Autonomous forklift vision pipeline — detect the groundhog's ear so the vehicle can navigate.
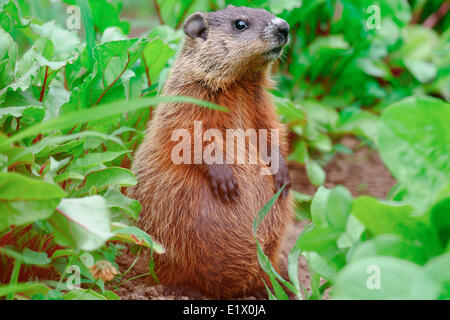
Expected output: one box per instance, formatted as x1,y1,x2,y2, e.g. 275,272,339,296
184,12,208,41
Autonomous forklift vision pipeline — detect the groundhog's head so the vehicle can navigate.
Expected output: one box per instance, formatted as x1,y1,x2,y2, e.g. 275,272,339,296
179,5,289,88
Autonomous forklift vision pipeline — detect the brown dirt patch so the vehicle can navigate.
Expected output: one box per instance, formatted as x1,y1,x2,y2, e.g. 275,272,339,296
113,137,396,300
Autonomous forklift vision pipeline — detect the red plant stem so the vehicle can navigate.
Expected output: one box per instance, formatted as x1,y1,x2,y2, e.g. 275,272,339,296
39,66,49,102
423,2,449,29
68,125,78,134
63,66,69,91
7,161,28,171
153,0,164,25
142,55,152,87
176,1,195,30
32,133,42,144
142,55,154,120
95,52,131,106
39,162,48,176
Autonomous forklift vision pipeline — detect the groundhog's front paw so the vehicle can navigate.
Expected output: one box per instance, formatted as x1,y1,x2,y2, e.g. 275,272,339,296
274,161,291,200
207,164,240,202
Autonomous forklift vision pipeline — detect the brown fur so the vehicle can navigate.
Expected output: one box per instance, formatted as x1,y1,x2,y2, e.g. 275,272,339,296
129,6,293,299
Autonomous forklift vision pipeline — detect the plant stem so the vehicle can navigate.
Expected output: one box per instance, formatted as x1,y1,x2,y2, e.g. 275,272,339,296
153,0,164,25
39,66,49,102
95,52,131,106
175,0,195,30
7,260,22,300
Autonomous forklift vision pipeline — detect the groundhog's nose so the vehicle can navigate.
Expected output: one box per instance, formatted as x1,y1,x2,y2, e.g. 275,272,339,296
277,21,289,43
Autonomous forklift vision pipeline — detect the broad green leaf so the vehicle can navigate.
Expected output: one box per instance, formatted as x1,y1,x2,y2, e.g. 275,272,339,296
49,196,113,251
325,186,353,231
336,110,379,142
310,185,352,230
297,226,341,252
30,21,81,60
431,195,450,248
310,186,330,227
404,59,437,83
352,196,442,254
0,172,66,231
142,39,175,85
71,151,129,170
110,222,164,253
104,189,141,220
0,283,51,298
101,26,127,43
269,0,303,14
62,288,107,300
305,159,325,186
0,28,17,92
43,84,71,121
78,167,136,195
333,257,422,299
0,247,51,265
304,251,346,281
378,96,450,212
87,0,129,34
349,234,429,265
411,253,450,299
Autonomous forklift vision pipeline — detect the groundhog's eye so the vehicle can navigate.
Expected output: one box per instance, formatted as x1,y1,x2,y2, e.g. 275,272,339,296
234,20,248,31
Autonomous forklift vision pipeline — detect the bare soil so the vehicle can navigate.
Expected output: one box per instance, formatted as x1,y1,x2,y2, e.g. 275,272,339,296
112,137,396,300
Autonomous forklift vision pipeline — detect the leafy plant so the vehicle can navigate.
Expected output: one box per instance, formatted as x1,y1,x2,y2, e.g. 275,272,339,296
257,96,450,300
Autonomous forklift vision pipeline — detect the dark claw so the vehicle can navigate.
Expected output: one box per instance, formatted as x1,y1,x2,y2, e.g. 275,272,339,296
207,164,239,203
274,161,291,200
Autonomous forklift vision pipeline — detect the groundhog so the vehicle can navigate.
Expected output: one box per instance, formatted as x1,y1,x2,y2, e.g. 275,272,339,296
129,5,293,299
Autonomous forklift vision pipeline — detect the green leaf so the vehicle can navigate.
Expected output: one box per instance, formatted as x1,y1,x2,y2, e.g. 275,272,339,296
78,167,136,195
297,226,341,252
269,0,303,14
0,28,17,92
30,21,81,61
404,59,437,83
304,251,346,281
87,0,129,34
378,96,450,212
0,283,51,298
306,159,325,186
325,186,353,231
310,186,330,227
0,247,51,265
71,151,129,170
142,39,175,85
43,84,71,121
49,196,113,251
349,234,429,265
110,222,165,253
2,95,226,149
310,185,352,230
333,257,422,299
352,196,442,254
411,253,450,299
104,189,141,220
62,288,107,300
0,172,66,231
431,195,450,248
76,0,95,69
336,110,379,142
252,185,299,297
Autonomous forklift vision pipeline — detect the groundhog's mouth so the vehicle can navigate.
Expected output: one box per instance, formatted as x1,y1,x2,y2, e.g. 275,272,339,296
265,46,283,58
